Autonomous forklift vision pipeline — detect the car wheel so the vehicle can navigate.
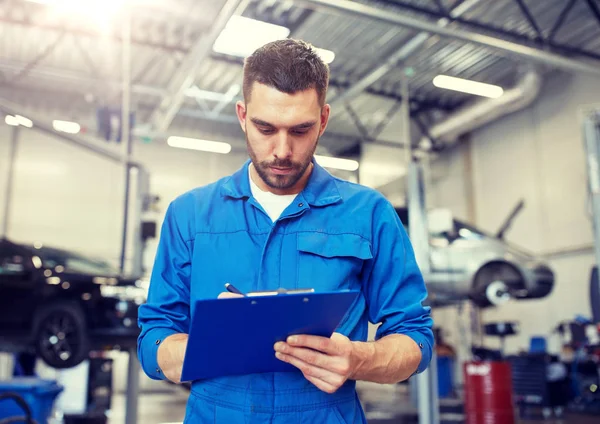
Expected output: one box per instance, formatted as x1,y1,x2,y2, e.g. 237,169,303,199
471,261,522,308
471,279,512,308
33,301,90,369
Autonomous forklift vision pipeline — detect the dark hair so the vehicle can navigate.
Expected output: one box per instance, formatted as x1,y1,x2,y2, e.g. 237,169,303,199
243,39,330,106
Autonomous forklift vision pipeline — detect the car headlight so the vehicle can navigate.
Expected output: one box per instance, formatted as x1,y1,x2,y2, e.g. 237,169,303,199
100,285,147,304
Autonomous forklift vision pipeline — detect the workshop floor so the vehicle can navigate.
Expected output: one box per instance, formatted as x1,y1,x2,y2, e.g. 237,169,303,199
107,385,598,424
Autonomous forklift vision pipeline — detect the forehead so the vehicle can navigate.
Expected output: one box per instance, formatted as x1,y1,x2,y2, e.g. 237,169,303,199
246,82,321,126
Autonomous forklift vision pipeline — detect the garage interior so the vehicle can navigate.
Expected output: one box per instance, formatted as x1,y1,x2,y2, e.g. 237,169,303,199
1,0,600,423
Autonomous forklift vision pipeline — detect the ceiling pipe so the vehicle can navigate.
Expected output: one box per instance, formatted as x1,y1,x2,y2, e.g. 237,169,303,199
421,68,542,149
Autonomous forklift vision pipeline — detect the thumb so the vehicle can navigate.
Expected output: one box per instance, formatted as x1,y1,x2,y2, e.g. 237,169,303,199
330,332,350,344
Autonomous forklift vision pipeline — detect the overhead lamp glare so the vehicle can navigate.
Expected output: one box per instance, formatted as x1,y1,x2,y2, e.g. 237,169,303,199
213,16,335,63
53,120,81,134
15,115,33,128
433,75,504,98
5,115,19,126
213,16,290,58
315,155,359,171
167,136,232,154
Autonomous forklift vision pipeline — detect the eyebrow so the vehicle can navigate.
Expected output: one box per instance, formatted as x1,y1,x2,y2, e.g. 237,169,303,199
250,118,317,130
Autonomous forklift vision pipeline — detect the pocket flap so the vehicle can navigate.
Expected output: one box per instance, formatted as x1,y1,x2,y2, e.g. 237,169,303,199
297,233,373,260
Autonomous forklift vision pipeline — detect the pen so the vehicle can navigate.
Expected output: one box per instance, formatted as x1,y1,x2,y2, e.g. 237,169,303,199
225,283,246,296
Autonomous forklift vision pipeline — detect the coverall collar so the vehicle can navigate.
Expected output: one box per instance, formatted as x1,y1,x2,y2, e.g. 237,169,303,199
221,158,342,207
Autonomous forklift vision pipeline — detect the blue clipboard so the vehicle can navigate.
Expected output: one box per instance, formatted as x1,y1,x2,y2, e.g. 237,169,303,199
180,289,360,382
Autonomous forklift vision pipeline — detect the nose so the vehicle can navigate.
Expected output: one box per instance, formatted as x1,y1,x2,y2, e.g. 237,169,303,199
273,133,292,159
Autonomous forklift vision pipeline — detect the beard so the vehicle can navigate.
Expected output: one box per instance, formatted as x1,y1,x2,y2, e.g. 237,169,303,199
246,132,318,191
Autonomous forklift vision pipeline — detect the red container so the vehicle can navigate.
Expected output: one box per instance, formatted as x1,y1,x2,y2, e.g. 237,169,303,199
463,361,516,424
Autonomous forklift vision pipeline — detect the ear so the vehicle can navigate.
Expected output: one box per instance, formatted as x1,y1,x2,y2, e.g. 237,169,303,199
319,104,331,137
236,100,247,133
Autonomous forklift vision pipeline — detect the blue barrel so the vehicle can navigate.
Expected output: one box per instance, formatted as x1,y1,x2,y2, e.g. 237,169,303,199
0,377,63,423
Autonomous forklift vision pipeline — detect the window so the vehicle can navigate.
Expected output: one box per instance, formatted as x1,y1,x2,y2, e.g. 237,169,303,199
0,248,27,276
31,246,118,276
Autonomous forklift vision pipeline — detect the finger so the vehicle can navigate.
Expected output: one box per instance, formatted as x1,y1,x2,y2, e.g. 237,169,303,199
275,352,345,387
286,334,337,354
218,292,244,299
304,374,339,394
275,344,334,370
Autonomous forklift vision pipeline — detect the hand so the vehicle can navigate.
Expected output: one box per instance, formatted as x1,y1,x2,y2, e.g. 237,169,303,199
274,332,359,394
157,333,189,384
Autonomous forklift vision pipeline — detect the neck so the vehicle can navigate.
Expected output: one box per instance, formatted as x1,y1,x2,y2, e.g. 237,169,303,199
249,162,313,195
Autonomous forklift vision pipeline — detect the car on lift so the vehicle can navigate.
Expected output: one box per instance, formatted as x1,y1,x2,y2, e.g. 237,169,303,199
395,201,555,308
0,237,147,369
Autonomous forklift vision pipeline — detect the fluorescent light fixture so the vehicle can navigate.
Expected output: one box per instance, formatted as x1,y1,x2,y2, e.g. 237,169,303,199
433,75,504,98
213,16,335,64
213,16,290,58
15,115,33,128
53,119,81,134
5,115,19,126
315,155,359,171
315,48,335,64
167,136,232,154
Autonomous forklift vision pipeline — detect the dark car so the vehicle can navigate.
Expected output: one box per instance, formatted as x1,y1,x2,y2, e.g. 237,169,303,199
0,237,147,369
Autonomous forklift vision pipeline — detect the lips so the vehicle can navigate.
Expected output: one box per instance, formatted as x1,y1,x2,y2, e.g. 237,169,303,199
270,167,293,175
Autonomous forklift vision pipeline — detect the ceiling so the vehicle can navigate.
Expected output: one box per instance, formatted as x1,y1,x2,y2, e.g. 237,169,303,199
1,0,600,156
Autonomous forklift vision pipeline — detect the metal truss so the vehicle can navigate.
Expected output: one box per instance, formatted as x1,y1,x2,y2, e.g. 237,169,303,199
380,0,600,62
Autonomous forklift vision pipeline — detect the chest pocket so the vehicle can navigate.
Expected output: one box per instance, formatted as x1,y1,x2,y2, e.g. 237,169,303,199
296,232,373,292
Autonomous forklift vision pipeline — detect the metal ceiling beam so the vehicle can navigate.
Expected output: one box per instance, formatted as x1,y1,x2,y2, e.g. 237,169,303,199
149,0,249,132
368,0,600,62
513,0,544,41
0,97,127,164
322,0,485,107
0,15,189,54
297,0,600,77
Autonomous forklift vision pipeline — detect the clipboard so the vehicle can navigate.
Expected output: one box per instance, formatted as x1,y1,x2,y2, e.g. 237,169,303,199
180,289,360,382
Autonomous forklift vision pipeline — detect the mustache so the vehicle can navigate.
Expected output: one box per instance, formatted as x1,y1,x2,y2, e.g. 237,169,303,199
263,159,299,169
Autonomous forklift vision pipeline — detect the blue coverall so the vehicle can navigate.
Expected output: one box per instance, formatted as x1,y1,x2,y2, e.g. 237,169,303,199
137,159,434,423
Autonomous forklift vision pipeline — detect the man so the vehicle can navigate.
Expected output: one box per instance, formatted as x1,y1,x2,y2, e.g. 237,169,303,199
138,39,433,423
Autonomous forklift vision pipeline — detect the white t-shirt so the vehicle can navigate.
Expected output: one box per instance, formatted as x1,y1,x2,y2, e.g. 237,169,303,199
249,168,297,222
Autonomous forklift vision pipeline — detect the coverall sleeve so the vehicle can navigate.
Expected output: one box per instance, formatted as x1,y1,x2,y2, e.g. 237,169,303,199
137,200,192,380
363,201,434,375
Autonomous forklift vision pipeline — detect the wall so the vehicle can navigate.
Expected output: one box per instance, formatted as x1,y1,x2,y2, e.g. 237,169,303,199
430,70,600,357
0,120,250,394
0,124,248,270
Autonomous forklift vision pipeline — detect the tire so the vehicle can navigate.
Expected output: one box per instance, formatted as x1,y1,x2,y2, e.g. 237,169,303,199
471,262,520,308
32,301,90,369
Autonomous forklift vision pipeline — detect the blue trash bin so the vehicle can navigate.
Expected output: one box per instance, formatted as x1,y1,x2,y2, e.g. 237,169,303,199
0,377,63,423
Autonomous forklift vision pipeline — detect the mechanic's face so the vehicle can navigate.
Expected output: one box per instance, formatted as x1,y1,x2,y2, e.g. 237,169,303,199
236,82,330,195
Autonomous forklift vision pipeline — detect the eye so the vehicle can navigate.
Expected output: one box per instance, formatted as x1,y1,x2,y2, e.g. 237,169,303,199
259,128,274,135
291,130,309,136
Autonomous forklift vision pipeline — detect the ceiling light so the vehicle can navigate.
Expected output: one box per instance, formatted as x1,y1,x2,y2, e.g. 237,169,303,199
53,120,81,134
315,48,335,64
213,16,290,58
5,115,19,126
167,136,232,154
315,155,359,171
433,75,504,98
15,115,33,128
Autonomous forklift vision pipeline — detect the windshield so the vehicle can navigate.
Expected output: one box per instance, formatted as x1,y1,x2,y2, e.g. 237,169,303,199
396,207,495,240
28,245,119,276
452,219,489,240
